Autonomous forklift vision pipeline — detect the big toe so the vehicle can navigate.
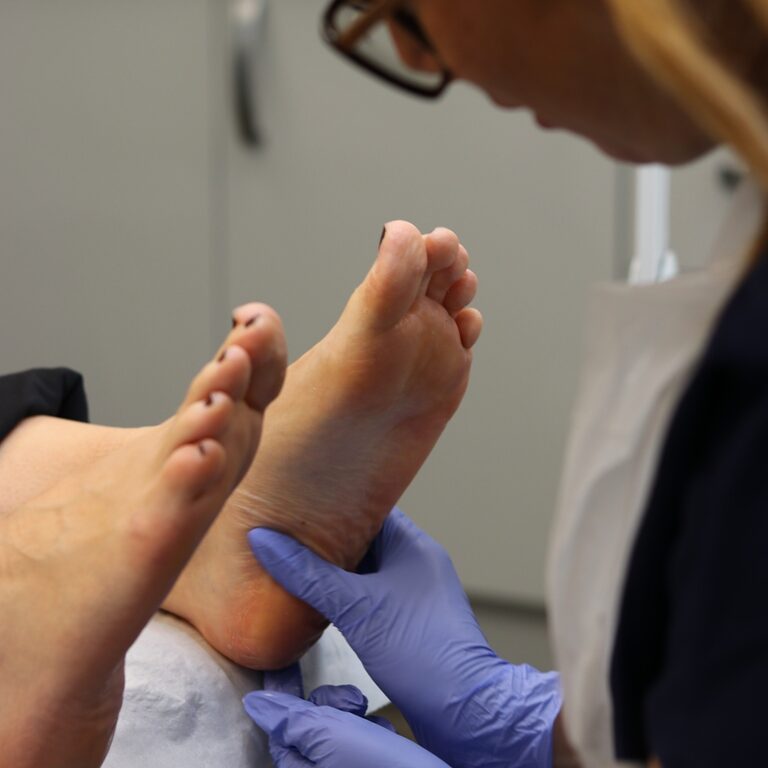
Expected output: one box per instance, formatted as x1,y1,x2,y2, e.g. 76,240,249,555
191,303,288,412
230,304,288,411
351,220,428,331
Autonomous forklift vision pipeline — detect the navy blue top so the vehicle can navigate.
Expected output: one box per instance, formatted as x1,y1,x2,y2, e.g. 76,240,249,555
611,250,768,766
0,368,88,441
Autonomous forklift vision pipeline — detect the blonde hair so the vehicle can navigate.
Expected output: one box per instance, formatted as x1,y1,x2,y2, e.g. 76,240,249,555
606,0,768,260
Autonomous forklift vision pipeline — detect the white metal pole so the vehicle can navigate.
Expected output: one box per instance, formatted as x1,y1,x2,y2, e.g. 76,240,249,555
629,165,677,284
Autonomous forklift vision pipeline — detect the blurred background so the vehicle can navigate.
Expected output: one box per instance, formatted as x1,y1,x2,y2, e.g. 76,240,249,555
0,0,740,670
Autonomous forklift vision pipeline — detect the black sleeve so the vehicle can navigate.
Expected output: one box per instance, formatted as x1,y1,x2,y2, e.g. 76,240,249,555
0,368,89,441
611,253,768,767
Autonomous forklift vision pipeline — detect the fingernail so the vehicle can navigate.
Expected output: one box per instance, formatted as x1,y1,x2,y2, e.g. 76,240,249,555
218,349,228,363
246,313,262,328
379,226,387,247
242,694,279,729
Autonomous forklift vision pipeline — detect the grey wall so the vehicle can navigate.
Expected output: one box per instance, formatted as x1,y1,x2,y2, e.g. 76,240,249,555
0,0,730,606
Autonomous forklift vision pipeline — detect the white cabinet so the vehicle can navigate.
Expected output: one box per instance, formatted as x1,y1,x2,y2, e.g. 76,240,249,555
0,1,215,425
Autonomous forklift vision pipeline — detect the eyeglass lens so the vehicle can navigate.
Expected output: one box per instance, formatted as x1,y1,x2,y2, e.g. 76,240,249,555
330,1,445,92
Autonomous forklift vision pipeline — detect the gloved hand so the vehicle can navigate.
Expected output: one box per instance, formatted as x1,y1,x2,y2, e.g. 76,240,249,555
262,664,397,732
248,508,562,768
244,691,451,768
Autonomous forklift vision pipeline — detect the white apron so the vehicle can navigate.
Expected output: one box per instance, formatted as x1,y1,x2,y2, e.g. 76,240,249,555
546,179,763,768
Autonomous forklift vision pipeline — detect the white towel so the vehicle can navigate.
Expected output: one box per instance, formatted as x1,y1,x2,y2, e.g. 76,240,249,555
103,612,388,767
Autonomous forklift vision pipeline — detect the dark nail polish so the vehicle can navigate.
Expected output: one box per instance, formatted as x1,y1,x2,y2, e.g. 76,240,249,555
198,442,207,456
245,313,261,328
205,394,214,407
379,226,387,247
218,349,228,363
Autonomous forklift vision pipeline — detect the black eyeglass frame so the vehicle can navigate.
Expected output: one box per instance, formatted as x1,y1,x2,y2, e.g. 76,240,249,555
321,0,452,99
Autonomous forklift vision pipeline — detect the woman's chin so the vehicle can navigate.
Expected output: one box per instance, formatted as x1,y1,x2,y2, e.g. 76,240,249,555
595,140,650,164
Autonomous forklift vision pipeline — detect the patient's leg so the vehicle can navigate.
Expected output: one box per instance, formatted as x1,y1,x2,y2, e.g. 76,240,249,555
0,309,286,768
164,221,482,669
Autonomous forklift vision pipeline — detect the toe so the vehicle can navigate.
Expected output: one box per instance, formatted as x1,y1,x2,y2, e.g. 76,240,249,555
425,228,460,270
425,228,460,272
443,270,478,316
184,345,253,408
246,320,288,412
161,439,227,500
427,243,469,304
165,391,235,450
224,304,284,365
231,302,270,330
188,303,287,413
130,439,228,560
352,220,427,331
420,228,460,295
229,304,288,411
455,307,484,349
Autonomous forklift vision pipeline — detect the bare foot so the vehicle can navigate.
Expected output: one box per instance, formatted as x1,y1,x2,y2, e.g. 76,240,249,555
164,221,483,669
0,307,286,768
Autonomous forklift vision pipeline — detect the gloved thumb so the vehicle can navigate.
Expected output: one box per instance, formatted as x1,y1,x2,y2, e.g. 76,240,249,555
243,692,312,742
243,693,316,767
247,528,360,624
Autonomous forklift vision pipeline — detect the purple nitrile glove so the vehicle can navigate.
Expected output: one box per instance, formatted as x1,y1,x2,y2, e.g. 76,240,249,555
244,691,450,768
263,665,397,733
248,508,562,768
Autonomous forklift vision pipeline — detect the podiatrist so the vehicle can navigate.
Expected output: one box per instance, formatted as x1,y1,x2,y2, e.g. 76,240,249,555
245,1,768,766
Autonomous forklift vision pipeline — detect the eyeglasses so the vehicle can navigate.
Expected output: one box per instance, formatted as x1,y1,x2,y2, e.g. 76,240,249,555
322,0,452,98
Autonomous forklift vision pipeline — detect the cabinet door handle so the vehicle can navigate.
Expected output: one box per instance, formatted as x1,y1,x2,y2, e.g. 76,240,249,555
717,164,745,193
232,0,268,147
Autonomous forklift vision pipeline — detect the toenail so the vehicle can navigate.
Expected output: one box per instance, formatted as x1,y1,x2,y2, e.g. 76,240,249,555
218,349,228,363
379,226,387,247
245,313,262,328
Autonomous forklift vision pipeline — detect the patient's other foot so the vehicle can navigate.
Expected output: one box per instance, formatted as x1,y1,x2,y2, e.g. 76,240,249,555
165,221,483,669
0,309,285,768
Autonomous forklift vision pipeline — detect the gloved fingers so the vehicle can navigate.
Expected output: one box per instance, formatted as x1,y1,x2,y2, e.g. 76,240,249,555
248,528,361,624
308,684,368,716
355,506,408,574
379,508,462,588
367,714,398,733
245,691,454,768
376,507,438,570
244,691,332,754
268,743,314,768
244,691,302,739
263,663,305,699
